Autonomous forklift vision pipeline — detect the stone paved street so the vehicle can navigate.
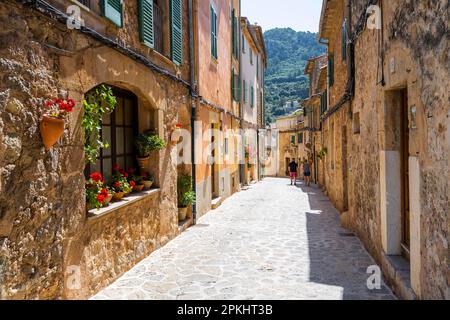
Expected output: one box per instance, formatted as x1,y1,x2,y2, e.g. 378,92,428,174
92,178,396,300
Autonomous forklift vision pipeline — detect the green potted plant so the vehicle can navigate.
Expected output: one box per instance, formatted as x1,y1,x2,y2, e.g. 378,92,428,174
318,147,328,159
177,174,196,221
135,133,166,170
127,168,144,192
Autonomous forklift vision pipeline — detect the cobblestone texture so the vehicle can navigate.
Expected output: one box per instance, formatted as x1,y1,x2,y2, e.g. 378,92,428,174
92,178,396,300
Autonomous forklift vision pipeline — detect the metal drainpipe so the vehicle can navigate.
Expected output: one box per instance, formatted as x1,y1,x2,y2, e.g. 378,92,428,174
188,0,197,225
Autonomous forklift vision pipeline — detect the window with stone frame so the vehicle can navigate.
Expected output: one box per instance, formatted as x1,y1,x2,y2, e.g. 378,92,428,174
85,87,139,182
76,0,91,8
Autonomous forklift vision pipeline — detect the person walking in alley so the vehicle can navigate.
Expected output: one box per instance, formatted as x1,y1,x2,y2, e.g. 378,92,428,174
303,159,311,187
288,160,299,186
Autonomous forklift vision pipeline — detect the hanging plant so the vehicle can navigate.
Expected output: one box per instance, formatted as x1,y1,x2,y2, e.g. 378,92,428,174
318,147,328,159
82,85,117,164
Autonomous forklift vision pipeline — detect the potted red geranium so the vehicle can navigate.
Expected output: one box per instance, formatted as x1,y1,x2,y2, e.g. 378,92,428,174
85,172,111,211
111,164,132,200
127,167,145,192
40,97,76,151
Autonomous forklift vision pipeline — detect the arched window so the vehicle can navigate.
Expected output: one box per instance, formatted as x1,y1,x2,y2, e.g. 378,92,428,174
85,87,138,181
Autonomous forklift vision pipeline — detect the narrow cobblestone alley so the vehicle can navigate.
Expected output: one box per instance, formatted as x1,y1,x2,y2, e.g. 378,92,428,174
92,178,396,300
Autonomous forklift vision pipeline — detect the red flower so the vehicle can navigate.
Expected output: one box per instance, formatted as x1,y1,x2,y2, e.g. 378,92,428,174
113,163,120,171
90,172,103,182
45,100,53,108
101,188,108,196
130,181,136,187
59,102,67,111
175,123,183,128
124,173,129,178
67,99,76,108
65,105,74,113
127,167,136,174
115,182,121,188
119,169,126,175
96,194,106,203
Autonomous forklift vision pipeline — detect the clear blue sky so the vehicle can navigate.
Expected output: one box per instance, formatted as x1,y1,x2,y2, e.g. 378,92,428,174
241,0,323,33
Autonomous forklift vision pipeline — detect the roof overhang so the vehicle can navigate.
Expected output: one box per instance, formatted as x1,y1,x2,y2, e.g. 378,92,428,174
318,0,339,41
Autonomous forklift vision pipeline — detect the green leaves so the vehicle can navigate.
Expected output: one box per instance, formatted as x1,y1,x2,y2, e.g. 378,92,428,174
177,174,195,207
83,85,117,164
135,133,166,157
263,28,326,123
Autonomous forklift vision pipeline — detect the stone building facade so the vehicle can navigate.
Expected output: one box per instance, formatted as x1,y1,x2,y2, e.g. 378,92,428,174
272,112,308,178
318,0,449,299
0,0,192,299
193,0,240,216
303,55,328,185
240,17,266,184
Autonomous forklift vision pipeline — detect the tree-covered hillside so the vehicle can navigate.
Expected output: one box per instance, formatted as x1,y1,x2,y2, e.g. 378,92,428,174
264,28,325,124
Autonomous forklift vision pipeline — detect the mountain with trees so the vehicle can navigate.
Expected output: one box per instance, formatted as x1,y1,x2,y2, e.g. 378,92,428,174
263,28,325,124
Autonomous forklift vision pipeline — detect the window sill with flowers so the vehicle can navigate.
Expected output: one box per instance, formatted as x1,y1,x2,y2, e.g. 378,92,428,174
85,165,160,220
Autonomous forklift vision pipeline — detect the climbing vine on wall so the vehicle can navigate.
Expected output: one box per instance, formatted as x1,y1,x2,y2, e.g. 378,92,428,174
82,85,117,164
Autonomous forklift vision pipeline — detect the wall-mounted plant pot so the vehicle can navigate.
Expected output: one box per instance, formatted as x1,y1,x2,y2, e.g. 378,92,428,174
143,180,153,190
178,207,188,221
137,156,150,171
40,116,64,151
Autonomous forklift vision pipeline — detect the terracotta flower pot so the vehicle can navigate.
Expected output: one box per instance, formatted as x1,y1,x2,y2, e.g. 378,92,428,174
40,116,65,151
133,185,145,192
137,156,150,171
103,194,113,207
143,180,153,190
178,207,188,221
112,192,125,202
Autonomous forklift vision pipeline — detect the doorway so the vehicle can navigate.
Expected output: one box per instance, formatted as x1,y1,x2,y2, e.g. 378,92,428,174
211,123,218,199
400,89,410,259
342,125,349,212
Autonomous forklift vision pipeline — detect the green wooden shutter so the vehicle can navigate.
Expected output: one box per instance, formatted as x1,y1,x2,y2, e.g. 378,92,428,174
231,68,235,101
328,54,334,87
231,9,236,57
243,80,247,103
139,0,154,48
256,56,259,78
102,0,123,27
234,16,238,57
210,6,218,59
251,86,254,107
238,74,241,101
342,19,347,61
291,135,296,145
170,0,183,65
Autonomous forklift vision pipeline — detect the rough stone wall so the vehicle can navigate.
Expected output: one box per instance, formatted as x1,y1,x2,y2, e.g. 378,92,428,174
0,1,189,299
384,0,449,300
347,0,449,299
